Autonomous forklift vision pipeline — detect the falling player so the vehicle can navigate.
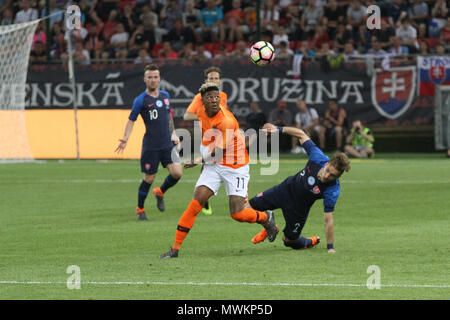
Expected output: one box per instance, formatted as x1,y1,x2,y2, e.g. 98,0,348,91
160,83,277,258
249,123,351,253
115,64,183,220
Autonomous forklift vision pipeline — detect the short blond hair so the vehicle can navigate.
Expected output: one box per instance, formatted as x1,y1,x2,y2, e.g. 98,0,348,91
199,82,219,96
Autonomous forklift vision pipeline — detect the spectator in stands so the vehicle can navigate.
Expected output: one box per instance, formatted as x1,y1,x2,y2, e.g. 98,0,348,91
190,43,213,59
119,4,137,34
395,18,419,53
268,99,293,152
323,0,345,40
30,40,47,63
94,0,119,21
273,26,289,48
276,40,294,59
299,40,315,58
134,48,152,64
311,25,329,50
373,19,395,50
73,40,91,65
429,0,449,38
408,0,429,29
387,0,408,27
260,0,280,32
178,42,194,59
231,40,250,58
164,18,196,53
0,7,14,26
0,0,12,17
345,120,374,159
109,22,129,59
50,22,65,58
41,0,63,28
388,35,409,55
342,41,358,61
224,0,247,42
213,44,230,59
292,99,325,153
158,41,178,59
367,37,387,56
418,39,430,55
440,17,450,43
301,0,324,40
102,9,119,43
33,21,47,50
284,3,303,41
182,0,202,42
435,42,446,54
159,0,183,33
334,23,353,52
354,23,371,52
14,0,38,24
139,5,163,44
323,98,348,151
268,100,292,128
85,23,105,60
346,0,367,34
198,0,225,42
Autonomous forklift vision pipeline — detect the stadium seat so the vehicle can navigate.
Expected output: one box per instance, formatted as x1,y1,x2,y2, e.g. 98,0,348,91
152,44,163,58
424,38,440,49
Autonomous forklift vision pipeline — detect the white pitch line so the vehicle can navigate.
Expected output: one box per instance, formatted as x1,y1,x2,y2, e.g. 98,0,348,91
0,281,448,289
4,179,450,184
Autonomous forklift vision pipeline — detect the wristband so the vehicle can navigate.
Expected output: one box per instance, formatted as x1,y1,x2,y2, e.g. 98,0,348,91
278,126,283,134
327,244,334,250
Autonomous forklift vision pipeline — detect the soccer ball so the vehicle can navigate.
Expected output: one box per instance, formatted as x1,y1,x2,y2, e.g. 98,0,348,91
250,41,275,66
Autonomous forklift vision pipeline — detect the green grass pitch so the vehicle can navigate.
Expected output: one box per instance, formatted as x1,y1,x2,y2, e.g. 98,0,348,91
0,154,449,299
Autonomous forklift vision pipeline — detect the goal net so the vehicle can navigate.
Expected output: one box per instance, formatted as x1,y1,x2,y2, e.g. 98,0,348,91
435,85,450,151
0,21,39,162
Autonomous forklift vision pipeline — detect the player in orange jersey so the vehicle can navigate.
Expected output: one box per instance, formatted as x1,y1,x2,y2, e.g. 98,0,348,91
183,66,227,215
160,83,278,259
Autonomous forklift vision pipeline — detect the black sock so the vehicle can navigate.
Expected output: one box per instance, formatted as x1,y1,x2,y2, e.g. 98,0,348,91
160,175,179,194
204,201,209,209
138,180,151,209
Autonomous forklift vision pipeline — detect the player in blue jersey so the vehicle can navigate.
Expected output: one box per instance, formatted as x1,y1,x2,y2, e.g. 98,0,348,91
249,123,351,253
115,64,183,221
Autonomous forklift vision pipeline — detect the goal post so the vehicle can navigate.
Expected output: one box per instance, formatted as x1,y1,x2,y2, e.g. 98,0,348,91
434,85,450,151
0,21,39,161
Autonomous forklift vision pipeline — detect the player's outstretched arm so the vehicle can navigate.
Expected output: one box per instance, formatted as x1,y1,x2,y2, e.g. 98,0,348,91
262,123,311,145
115,119,135,154
324,212,336,253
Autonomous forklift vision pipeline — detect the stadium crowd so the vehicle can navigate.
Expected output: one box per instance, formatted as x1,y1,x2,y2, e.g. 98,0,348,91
0,0,449,64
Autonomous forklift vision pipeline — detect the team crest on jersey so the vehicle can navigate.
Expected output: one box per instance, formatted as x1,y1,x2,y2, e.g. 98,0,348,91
371,66,416,120
156,100,163,108
308,176,315,186
311,186,320,194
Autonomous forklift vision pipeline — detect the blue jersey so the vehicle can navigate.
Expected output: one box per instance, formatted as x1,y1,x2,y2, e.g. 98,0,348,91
129,90,172,151
281,139,340,213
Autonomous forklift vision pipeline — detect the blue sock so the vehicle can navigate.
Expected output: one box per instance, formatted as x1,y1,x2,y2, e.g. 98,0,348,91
138,180,151,209
160,175,179,194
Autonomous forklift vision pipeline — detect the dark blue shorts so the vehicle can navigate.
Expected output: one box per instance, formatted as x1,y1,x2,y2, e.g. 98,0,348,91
249,183,310,240
140,146,180,175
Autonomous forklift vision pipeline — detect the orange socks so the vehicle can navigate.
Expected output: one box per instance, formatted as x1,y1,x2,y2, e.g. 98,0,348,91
173,199,203,250
231,208,268,224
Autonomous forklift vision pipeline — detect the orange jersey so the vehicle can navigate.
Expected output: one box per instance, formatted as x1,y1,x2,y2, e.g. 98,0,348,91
186,91,227,115
197,105,249,169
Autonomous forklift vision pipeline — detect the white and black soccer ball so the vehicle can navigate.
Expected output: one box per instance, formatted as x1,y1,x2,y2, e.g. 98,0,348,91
249,41,275,66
